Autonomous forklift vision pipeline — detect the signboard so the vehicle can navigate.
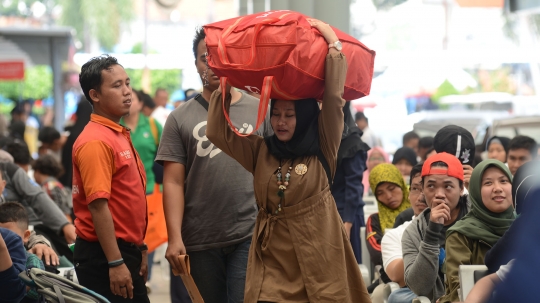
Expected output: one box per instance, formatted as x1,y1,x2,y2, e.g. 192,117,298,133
0,61,25,80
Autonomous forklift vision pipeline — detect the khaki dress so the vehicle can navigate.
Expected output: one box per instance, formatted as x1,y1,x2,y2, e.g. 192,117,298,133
207,53,371,303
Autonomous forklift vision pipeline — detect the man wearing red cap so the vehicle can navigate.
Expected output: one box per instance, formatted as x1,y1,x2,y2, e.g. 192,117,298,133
401,153,470,303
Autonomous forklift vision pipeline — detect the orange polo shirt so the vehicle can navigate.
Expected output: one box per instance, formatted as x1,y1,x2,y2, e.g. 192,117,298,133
72,114,147,245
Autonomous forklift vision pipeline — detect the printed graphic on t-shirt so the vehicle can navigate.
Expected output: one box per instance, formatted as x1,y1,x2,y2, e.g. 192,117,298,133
119,150,132,160
193,121,254,159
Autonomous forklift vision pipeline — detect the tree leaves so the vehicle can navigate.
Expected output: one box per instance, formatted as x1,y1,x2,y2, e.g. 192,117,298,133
57,0,134,52
125,69,182,96
0,66,53,100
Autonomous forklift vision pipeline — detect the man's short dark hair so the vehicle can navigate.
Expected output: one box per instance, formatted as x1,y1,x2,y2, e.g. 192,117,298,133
424,147,436,159
184,88,196,100
79,55,120,105
38,127,60,145
6,141,32,165
9,120,25,140
403,131,420,146
0,202,29,231
0,136,13,149
193,27,206,60
419,136,434,149
409,162,424,186
509,135,538,158
355,112,367,123
137,90,156,110
33,155,64,178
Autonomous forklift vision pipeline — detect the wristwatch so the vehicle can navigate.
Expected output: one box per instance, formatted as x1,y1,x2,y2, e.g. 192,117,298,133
328,40,343,51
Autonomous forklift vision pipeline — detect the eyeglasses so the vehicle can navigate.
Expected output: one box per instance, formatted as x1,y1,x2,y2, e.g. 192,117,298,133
368,157,386,162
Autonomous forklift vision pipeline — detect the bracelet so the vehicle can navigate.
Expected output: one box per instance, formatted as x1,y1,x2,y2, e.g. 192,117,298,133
108,258,124,268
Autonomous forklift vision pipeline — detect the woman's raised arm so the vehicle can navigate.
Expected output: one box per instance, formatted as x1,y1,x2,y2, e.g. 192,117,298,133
309,19,347,176
206,87,264,174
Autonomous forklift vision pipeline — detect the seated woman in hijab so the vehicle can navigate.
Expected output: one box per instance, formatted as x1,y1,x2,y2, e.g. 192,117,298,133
457,161,540,303
438,159,515,303
363,147,389,196
486,136,510,163
484,160,540,272
365,163,410,297
392,147,418,184
206,20,371,303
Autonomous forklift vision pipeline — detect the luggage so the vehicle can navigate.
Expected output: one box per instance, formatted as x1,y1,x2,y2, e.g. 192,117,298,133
203,10,376,136
19,268,110,303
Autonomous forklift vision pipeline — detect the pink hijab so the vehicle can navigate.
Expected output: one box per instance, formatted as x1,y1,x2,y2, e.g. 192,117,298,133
363,147,390,194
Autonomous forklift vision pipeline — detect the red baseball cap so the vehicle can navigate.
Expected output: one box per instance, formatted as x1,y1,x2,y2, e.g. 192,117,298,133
421,152,464,181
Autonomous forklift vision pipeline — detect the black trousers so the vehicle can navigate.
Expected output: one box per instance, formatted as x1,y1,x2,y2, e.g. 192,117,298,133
74,238,149,303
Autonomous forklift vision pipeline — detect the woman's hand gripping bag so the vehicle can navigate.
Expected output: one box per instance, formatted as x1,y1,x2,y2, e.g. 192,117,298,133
203,10,376,136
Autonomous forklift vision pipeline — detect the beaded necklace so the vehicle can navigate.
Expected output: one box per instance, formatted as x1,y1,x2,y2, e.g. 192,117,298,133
275,159,294,214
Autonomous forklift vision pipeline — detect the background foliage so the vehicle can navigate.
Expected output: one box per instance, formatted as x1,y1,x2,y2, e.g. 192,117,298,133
0,66,53,100
57,0,134,52
125,69,182,96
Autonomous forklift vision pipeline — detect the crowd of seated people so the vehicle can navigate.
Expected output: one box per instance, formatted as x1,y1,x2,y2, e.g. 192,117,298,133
365,125,538,303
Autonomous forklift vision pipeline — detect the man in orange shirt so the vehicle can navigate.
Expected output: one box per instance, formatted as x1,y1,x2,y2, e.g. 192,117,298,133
72,55,149,302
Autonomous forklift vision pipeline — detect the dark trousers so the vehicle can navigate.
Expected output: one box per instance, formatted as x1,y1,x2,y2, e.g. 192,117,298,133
170,239,251,303
350,210,365,264
74,238,149,303
170,266,192,303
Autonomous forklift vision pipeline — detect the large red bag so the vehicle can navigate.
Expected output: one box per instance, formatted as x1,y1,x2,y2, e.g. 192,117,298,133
203,10,376,136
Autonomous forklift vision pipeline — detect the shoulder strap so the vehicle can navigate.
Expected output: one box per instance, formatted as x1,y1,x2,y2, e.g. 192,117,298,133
149,117,159,146
195,94,209,111
316,149,333,186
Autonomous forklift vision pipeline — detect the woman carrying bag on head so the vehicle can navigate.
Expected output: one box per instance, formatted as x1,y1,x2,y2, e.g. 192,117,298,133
206,20,370,303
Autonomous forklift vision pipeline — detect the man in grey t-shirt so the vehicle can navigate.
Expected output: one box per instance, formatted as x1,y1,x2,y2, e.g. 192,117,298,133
156,28,272,303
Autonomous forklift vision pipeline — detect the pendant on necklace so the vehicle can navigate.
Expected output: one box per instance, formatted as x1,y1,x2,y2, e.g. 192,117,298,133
295,164,308,175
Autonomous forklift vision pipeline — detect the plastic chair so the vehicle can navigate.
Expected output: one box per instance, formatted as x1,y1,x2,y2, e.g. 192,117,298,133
458,264,488,301
383,282,401,303
359,226,371,286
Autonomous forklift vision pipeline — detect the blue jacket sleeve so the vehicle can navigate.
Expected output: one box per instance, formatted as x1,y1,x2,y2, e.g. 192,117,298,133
342,151,367,223
0,228,27,303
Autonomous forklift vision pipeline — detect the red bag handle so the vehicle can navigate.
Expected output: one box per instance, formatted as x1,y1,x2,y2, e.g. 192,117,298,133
221,77,272,137
217,16,283,67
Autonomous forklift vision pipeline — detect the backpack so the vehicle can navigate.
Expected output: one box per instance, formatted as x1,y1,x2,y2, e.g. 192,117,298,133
19,268,110,303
